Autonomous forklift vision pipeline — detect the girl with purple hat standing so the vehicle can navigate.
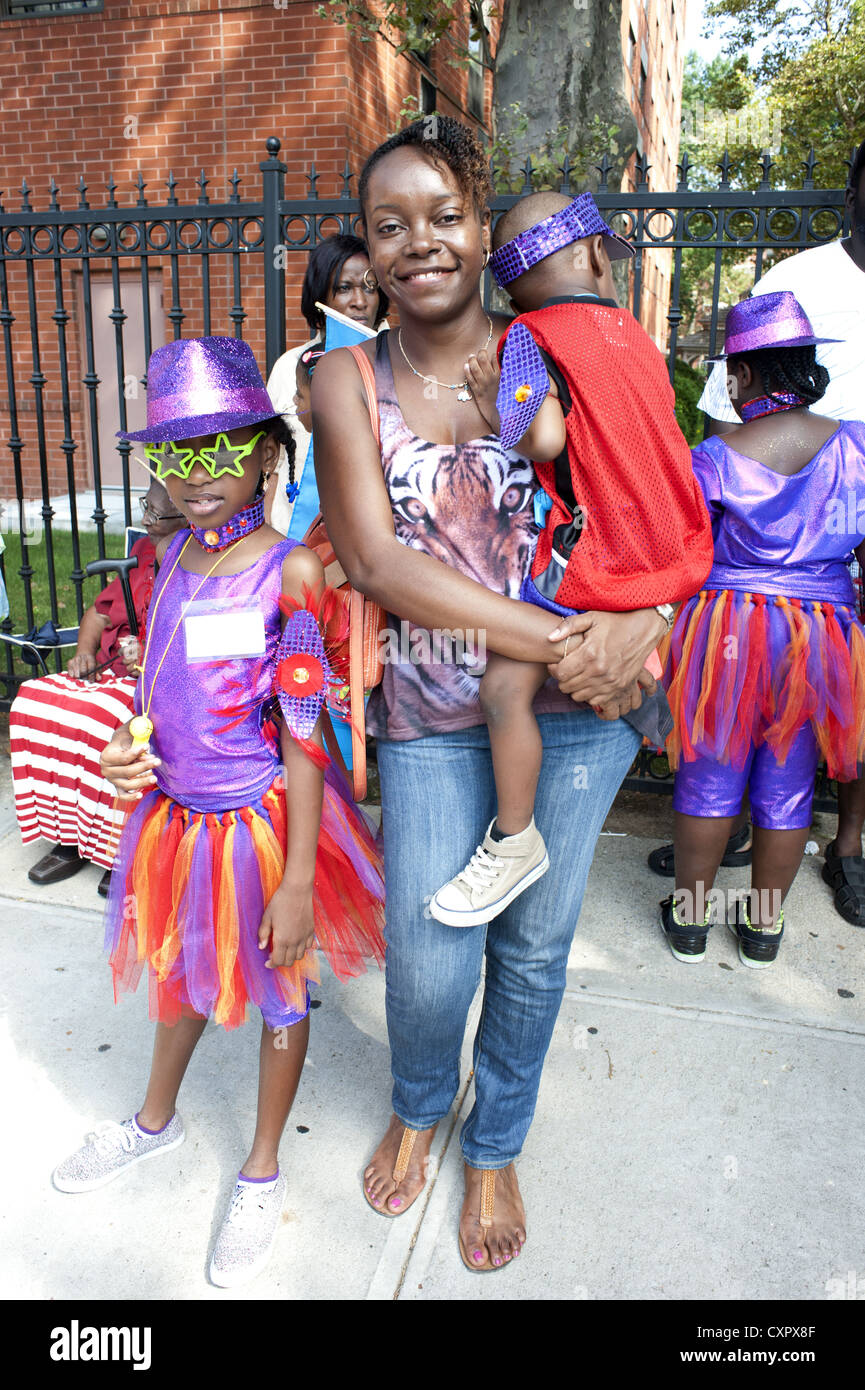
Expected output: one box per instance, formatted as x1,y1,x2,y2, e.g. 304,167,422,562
659,292,865,968
51,337,385,1288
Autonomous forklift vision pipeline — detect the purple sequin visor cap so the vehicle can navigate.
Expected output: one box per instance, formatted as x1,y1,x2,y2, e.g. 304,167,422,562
490,192,635,287
707,290,842,360
118,337,278,443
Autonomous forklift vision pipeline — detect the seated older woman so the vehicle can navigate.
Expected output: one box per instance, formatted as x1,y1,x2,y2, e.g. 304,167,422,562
9,482,185,896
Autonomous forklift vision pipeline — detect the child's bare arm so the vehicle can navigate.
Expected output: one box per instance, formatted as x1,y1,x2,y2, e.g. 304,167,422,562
515,393,567,463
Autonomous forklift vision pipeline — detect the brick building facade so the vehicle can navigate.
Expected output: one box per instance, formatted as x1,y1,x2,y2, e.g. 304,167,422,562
0,1,492,499
0,0,682,500
621,0,687,343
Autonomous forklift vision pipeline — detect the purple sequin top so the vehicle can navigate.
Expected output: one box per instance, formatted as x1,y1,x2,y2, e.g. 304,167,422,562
692,422,865,604
135,532,299,811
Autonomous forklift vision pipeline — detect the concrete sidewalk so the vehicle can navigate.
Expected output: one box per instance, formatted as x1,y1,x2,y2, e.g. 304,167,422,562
1,756,863,1301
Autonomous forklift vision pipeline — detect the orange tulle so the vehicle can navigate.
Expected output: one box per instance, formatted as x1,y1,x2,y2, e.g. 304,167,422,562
106,771,384,1030
666,590,708,765
664,588,865,779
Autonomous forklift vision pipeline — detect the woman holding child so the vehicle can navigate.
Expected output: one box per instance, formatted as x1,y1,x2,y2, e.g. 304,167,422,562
312,117,712,1270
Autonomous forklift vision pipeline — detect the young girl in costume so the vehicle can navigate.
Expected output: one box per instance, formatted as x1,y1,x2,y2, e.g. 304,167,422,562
659,292,865,968
52,337,385,1288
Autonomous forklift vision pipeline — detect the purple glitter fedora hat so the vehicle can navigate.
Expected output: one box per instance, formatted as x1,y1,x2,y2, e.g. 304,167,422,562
708,290,842,360
118,337,277,443
490,191,635,288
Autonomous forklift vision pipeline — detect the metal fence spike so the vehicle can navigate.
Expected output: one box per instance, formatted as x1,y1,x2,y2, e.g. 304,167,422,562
717,150,731,187
594,152,612,191
759,150,773,189
801,147,817,189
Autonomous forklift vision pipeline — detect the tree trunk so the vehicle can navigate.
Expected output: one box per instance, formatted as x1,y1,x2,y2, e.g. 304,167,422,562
492,0,638,185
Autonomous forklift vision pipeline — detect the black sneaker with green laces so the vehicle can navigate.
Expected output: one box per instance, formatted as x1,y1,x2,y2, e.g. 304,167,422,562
659,894,711,963
727,898,784,969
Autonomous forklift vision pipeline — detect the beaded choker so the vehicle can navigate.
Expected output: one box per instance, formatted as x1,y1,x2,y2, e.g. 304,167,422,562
189,495,266,552
740,392,805,422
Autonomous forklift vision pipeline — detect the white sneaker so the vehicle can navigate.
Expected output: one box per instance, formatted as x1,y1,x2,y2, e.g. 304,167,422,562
52,1114,185,1193
429,819,550,928
209,1172,287,1288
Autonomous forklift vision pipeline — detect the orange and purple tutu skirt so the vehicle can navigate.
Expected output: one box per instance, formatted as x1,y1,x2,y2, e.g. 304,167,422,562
104,766,385,1031
663,588,865,781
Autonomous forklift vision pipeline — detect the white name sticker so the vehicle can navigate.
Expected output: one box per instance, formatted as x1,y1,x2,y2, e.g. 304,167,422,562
183,600,267,663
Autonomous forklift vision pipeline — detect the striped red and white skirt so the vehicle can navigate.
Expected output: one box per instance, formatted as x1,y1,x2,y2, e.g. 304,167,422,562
10,672,135,869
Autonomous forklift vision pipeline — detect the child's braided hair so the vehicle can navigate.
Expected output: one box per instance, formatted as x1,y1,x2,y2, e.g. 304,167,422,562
359,116,492,216
261,414,296,491
728,343,830,407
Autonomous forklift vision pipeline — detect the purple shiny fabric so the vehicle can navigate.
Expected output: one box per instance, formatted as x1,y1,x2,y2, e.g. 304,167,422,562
674,723,819,830
709,290,842,359
692,424,865,605
490,193,634,288
136,533,299,811
120,337,277,443
497,323,550,449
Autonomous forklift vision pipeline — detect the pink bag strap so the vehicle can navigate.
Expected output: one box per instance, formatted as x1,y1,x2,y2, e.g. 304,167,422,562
345,342,380,445
345,341,381,801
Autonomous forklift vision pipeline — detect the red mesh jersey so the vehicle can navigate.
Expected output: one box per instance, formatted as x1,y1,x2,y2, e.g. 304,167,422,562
501,304,713,610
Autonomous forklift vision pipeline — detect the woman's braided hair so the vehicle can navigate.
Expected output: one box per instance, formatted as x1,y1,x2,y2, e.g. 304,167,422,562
728,344,830,407
358,116,492,215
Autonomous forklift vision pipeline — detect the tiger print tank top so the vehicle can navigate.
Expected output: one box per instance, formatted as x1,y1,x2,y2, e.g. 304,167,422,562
365,331,573,741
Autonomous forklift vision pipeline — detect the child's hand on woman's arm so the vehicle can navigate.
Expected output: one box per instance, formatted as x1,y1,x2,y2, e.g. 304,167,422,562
99,721,161,800
465,348,502,432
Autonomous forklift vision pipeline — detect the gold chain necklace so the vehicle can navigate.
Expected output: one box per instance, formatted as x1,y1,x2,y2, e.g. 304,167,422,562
397,316,493,402
128,533,244,750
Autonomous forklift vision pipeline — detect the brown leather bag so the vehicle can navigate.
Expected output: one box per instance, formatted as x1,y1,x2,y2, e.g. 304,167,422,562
302,342,385,801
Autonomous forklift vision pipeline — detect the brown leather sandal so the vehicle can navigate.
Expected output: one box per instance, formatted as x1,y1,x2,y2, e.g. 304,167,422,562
458,1168,501,1272
363,1125,427,1218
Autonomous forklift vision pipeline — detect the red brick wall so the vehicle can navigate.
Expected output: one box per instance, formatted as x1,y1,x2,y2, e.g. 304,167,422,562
0,1,491,500
620,0,686,348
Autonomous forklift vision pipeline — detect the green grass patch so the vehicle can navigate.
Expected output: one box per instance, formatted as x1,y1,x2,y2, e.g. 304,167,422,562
1,529,127,634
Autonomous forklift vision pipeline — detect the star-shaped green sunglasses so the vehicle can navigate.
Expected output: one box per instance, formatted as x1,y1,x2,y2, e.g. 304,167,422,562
144,430,266,481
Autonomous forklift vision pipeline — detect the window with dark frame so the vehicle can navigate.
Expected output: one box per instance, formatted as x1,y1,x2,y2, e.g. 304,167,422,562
467,32,484,120
420,74,437,115
1,0,102,16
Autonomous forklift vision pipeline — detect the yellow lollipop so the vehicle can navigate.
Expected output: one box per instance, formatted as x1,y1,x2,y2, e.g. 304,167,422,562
129,715,154,753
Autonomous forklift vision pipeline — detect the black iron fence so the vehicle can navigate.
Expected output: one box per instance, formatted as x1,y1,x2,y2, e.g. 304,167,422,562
0,138,851,809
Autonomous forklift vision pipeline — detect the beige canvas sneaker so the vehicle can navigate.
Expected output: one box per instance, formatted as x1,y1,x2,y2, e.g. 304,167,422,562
429,819,550,928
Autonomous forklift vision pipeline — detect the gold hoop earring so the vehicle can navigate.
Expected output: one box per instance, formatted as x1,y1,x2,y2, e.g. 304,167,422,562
362,268,378,293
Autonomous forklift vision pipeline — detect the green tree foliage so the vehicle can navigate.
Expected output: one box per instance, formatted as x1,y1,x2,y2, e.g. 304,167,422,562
316,0,494,68
673,360,708,445
701,0,864,188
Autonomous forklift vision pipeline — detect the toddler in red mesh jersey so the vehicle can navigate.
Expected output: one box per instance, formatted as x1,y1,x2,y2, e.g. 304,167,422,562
428,191,713,928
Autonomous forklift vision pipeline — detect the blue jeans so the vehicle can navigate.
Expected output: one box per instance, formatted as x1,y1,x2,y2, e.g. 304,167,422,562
377,710,641,1168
